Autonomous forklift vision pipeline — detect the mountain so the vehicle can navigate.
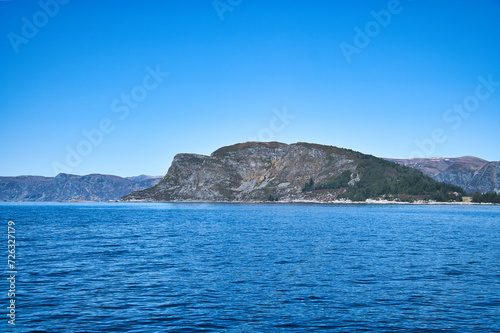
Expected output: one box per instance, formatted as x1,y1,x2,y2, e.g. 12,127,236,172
122,142,465,203
125,175,163,183
387,157,500,194
0,174,162,202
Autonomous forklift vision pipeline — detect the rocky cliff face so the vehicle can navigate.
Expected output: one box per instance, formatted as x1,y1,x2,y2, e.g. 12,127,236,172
0,174,162,202
122,142,464,202
469,162,500,194
123,142,358,202
388,157,499,193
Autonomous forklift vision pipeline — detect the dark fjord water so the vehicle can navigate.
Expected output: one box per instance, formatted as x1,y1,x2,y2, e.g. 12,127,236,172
1,203,499,332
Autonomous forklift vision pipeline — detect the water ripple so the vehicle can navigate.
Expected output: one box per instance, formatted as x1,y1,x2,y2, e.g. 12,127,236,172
1,203,499,332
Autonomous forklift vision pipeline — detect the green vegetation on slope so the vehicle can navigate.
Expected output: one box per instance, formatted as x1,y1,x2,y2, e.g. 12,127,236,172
302,171,351,192
472,192,500,203
303,154,466,202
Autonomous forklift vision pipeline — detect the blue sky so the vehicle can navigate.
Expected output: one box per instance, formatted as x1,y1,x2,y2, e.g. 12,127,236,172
1,0,499,177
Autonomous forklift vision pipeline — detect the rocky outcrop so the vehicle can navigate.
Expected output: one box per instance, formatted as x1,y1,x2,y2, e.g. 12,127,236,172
387,157,499,193
122,142,464,202
123,142,354,202
0,174,162,202
470,162,500,194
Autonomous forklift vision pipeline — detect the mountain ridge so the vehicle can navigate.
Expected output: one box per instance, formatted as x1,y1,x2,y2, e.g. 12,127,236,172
387,157,499,193
122,142,466,203
0,174,162,202
2,144,497,202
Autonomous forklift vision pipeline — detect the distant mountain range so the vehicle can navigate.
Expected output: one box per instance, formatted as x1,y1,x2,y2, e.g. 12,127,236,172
2,143,497,203
122,142,466,203
0,174,162,202
387,156,499,194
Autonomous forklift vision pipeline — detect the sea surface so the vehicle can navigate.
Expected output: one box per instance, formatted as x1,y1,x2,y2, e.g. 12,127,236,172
1,203,499,332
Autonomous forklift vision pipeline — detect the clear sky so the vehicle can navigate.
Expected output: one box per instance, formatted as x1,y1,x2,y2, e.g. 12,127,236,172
1,0,499,177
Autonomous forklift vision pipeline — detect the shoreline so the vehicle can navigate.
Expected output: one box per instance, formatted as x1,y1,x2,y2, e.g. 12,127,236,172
117,199,498,206
0,200,498,205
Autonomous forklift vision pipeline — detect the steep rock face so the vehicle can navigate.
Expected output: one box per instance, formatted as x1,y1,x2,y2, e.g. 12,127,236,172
0,174,162,202
470,162,500,194
0,176,53,201
122,142,464,202
388,156,499,193
123,142,358,202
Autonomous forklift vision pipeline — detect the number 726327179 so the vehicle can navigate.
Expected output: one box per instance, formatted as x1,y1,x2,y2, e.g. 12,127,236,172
8,221,15,270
